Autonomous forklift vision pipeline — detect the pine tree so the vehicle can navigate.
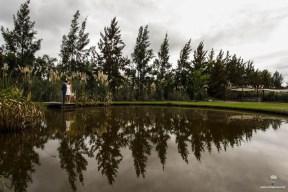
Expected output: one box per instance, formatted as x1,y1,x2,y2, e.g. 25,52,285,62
208,50,227,98
245,60,255,87
272,71,283,88
225,53,249,88
0,46,3,69
97,17,129,97
251,69,262,96
153,34,171,81
190,41,209,99
226,54,238,86
192,41,207,71
177,40,192,71
60,11,80,74
1,0,41,69
60,10,90,75
132,25,154,99
206,49,215,73
261,69,272,88
237,57,247,88
76,18,90,70
190,70,209,100
153,33,171,99
175,39,192,91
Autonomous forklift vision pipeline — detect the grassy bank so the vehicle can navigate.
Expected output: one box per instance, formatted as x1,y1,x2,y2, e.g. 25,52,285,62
111,101,288,116
44,101,288,116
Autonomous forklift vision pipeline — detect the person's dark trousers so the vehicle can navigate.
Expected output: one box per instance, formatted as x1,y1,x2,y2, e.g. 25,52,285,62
62,91,66,105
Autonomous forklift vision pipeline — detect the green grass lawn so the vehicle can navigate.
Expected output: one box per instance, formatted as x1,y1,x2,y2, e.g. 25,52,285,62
111,101,288,115
43,100,288,116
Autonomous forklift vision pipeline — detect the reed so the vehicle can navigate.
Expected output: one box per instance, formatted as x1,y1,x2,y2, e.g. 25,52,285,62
0,97,44,132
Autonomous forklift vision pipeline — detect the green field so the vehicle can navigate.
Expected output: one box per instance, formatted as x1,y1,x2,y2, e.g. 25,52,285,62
111,101,288,116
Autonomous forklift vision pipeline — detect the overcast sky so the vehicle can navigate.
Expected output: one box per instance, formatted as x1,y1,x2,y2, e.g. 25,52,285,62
0,0,288,80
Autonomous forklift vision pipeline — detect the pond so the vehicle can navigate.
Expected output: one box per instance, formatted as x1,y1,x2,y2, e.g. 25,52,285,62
0,106,288,192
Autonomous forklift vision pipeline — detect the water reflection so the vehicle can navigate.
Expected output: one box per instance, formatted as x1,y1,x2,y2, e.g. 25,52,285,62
0,107,284,191
0,126,49,192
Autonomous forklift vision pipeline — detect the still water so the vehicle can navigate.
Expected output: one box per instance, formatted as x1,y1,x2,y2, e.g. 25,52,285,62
0,107,288,192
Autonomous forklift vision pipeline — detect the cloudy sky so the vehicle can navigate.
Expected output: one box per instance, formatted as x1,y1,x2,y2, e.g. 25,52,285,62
0,0,288,80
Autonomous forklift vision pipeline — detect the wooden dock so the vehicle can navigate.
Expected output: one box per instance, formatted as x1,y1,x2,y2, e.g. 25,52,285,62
44,102,106,109
44,102,77,109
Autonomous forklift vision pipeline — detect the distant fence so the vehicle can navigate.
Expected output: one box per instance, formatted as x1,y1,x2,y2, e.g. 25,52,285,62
227,88,288,102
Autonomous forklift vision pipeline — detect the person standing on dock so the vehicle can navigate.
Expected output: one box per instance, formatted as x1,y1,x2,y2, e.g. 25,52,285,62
66,80,73,103
61,80,67,104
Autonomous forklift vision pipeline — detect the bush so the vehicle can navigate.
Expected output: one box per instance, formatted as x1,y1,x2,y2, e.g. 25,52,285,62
31,79,62,102
0,87,23,99
263,92,288,102
0,88,44,132
167,90,190,101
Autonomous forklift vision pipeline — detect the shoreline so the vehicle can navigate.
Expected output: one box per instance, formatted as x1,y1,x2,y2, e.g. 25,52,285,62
44,101,288,116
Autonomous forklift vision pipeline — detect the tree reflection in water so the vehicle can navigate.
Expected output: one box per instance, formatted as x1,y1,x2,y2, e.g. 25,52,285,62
0,126,48,192
0,107,283,191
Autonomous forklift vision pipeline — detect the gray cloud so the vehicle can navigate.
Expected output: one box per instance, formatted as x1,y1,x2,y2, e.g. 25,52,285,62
0,0,288,79
255,51,288,69
0,0,19,25
254,50,288,62
195,7,288,49
266,56,288,77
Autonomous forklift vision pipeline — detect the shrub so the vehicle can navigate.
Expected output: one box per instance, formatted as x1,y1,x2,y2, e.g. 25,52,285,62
0,88,44,132
263,92,288,102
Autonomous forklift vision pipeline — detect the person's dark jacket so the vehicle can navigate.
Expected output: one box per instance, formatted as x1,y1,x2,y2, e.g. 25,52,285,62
61,82,67,93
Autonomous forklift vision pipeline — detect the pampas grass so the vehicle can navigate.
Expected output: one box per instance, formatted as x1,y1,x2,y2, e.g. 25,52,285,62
0,98,44,132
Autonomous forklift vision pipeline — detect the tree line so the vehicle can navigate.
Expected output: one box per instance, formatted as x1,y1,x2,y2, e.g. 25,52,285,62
0,1,284,101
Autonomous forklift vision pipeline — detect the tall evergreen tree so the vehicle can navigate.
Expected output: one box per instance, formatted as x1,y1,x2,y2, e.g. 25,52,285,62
237,57,247,88
132,25,154,99
226,54,238,86
206,48,215,74
177,40,192,71
60,10,80,74
226,54,247,87
192,41,207,71
60,10,90,75
175,39,192,91
97,17,129,97
261,69,272,88
272,71,283,88
153,33,171,99
251,69,262,96
190,69,209,100
76,18,90,70
0,46,3,69
190,41,209,99
1,0,41,69
153,34,171,80
208,50,227,98
245,60,255,86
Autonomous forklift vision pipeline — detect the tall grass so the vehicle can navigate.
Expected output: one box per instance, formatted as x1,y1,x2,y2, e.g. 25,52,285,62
0,88,44,132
